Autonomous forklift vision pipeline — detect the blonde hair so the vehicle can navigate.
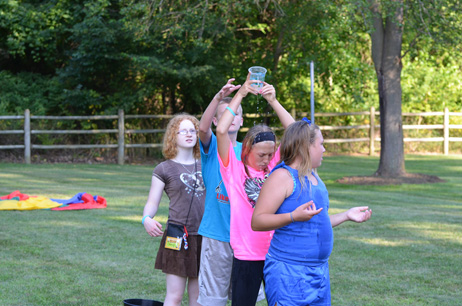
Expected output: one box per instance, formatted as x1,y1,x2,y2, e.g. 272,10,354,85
241,124,276,177
279,120,320,190
162,113,200,160
216,97,243,117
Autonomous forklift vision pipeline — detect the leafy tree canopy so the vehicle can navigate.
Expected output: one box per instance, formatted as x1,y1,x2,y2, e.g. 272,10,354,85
0,0,460,117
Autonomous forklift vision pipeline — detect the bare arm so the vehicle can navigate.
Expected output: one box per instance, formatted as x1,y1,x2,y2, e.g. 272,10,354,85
260,83,295,129
199,79,240,151
217,73,258,166
142,176,165,237
330,206,372,227
252,168,322,231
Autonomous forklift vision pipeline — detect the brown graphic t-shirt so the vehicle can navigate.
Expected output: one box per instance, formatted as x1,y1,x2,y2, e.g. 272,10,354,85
153,159,205,234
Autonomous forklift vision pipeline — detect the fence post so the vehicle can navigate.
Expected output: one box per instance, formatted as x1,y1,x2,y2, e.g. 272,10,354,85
118,109,125,165
369,106,375,156
444,107,449,155
291,108,296,121
24,109,31,164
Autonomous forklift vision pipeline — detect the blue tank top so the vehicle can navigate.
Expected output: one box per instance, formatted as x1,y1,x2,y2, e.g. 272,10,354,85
267,162,333,265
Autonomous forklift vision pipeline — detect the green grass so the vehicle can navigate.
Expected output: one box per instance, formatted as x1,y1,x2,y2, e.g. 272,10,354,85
1,155,461,306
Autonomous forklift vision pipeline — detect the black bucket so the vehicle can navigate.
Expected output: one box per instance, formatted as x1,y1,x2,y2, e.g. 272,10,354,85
123,299,163,306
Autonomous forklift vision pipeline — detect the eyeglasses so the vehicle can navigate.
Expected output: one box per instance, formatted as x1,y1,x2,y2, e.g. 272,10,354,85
177,129,198,135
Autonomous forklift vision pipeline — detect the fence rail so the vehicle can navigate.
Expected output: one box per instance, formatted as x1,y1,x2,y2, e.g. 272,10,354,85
1,108,461,164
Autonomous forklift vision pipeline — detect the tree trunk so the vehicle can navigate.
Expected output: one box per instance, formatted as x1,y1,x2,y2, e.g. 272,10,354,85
369,0,406,177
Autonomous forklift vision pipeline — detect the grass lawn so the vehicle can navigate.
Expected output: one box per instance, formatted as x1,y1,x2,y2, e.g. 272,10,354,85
1,154,461,305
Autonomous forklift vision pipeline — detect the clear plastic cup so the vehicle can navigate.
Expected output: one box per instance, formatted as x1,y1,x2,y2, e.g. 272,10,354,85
248,66,267,88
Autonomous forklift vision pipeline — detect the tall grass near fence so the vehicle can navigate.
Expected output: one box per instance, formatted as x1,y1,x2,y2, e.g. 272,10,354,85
1,155,461,305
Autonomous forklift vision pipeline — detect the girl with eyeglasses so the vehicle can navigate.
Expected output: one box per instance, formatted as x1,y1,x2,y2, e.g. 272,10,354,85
142,113,205,306
216,73,294,306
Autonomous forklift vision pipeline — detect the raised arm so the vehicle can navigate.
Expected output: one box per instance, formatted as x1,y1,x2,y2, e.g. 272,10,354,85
199,78,241,151
252,168,322,231
260,83,295,129
216,73,258,166
329,206,372,227
142,176,165,237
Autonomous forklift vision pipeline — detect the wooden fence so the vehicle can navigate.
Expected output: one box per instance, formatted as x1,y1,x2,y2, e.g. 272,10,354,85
1,108,461,164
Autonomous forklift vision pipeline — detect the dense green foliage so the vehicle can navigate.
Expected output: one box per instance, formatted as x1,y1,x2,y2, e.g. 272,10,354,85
1,155,461,305
1,0,460,118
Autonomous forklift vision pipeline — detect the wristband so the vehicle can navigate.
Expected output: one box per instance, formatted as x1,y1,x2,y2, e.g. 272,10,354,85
226,106,236,117
290,212,295,223
142,215,151,225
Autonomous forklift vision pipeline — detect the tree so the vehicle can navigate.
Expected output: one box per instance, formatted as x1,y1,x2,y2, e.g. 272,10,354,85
367,0,405,177
359,0,462,177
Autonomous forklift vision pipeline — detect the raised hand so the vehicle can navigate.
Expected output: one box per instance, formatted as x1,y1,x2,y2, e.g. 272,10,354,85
215,78,241,101
260,82,276,103
235,72,260,98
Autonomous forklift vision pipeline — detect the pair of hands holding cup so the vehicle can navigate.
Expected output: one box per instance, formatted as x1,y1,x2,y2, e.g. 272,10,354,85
218,72,275,103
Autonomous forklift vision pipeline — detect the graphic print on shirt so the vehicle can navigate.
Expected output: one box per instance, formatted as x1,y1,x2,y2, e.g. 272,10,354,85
215,180,230,204
180,171,205,198
243,174,268,208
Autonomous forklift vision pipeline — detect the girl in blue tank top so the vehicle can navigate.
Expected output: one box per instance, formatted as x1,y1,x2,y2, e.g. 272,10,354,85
252,119,372,306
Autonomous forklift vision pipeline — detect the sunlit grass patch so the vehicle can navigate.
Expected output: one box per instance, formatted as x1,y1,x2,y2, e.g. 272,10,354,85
111,215,168,224
1,155,461,305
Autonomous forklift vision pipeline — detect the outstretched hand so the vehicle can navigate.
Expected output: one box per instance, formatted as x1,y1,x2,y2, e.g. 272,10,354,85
292,201,323,222
215,78,241,101
347,206,372,223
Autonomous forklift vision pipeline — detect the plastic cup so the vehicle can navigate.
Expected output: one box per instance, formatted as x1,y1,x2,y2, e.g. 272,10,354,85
248,66,267,88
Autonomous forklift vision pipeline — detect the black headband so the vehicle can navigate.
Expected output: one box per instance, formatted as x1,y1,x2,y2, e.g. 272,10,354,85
253,131,276,144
